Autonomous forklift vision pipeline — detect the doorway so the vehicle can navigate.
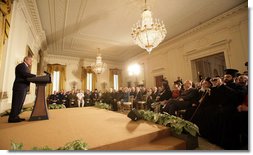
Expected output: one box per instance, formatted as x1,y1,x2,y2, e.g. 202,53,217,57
155,75,163,87
191,52,226,82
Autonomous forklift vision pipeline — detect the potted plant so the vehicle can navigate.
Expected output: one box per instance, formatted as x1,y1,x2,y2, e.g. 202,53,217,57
48,104,66,109
94,102,111,110
11,139,88,150
138,110,199,149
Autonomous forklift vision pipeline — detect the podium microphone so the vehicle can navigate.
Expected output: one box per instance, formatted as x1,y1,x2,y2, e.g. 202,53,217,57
44,71,50,75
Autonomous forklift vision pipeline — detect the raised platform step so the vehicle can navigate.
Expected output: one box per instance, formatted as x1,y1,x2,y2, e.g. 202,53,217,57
128,136,186,150
0,107,188,150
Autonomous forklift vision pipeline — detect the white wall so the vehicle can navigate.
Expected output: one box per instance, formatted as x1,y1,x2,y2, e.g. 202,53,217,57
0,0,42,113
123,5,248,88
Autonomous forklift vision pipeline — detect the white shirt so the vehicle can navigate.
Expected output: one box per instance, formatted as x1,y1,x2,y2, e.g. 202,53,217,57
76,92,84,100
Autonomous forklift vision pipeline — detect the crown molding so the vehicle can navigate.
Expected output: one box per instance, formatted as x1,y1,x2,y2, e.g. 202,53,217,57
45,54,80,62
45,54,123,66
17,0,47,52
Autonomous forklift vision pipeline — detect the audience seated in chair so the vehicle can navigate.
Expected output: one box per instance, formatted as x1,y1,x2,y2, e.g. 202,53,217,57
84,90,92,106
133,87,143,110
76,89,85,107
151,79,172,113
68,90,77,107
161,80,198,116
49,91,59,105
91,89,100,104
58,89,68,106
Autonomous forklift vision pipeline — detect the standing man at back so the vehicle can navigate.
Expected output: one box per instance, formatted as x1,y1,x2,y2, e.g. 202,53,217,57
8,56,36,123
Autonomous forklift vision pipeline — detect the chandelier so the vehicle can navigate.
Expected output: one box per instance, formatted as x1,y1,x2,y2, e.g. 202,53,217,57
131,1,167,54
91,48,107,74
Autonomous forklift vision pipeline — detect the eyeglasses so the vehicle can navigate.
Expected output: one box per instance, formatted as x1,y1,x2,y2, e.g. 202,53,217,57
211,78,219,82
224,75,233,78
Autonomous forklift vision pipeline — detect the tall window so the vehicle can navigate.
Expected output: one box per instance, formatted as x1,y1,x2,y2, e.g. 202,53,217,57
110,68,121,90
47,64,66,97
113,74,119,91
81,66,96,91
87,73,92,91
53,71,60,93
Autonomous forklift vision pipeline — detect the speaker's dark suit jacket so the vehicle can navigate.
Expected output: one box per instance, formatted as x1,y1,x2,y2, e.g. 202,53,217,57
9,62,36,121
13,62,36,90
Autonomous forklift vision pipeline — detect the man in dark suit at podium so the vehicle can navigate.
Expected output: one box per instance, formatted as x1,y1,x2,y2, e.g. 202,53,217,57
8,56,36,123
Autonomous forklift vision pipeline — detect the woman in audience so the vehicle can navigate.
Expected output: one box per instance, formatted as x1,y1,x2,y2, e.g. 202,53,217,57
171,82,181,99
151,79,172,113
146,88,153,111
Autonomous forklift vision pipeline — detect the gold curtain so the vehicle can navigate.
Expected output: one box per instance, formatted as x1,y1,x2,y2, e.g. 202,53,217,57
81,66,97,91
47,64,66,96
0,0,12,71
81,67,87,91
109,68,122,89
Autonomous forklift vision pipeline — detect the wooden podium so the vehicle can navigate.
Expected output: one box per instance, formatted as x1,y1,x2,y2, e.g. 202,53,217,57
27,73,51,121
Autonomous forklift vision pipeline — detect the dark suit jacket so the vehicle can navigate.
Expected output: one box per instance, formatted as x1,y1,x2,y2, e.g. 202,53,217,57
180,88,198,103
134,91,143,101
158,88,172,102
13,62,36,90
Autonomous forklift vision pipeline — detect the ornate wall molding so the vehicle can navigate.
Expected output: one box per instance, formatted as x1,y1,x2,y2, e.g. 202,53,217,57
0,91,8,99
151,67,165,73
45,54,122,67
183,39,231,59
17,0,47,52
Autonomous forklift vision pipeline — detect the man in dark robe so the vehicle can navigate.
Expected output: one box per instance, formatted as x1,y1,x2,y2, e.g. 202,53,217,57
206,76,240,149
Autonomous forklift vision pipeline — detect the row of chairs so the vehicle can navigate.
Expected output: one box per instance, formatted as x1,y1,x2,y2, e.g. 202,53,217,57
117,96,148,112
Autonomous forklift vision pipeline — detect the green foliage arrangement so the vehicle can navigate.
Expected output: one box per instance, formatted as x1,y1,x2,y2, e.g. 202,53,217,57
11,141,23,151
57,139,88,150
94,102,111,110
1,106,33,117
32,146,53,150
11,139,88,150
48,104,66,109
138,110,199,137
22,107,33,112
